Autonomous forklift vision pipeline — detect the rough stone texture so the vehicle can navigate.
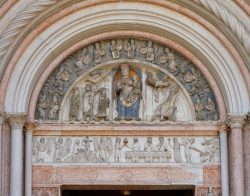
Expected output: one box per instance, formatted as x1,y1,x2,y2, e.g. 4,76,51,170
203,165,221,186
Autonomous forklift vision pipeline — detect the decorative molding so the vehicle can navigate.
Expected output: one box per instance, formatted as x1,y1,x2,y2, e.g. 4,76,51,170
193,0,250,54
0,0,56,64
7,113,26,129
227,114,246,129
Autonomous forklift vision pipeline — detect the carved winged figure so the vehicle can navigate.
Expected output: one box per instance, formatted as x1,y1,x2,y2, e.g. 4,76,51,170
152,85,178,121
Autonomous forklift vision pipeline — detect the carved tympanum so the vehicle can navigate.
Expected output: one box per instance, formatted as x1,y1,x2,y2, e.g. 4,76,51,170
35,38,219,121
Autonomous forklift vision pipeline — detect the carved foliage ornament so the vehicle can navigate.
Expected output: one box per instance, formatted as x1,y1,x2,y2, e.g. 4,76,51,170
35,38,219,121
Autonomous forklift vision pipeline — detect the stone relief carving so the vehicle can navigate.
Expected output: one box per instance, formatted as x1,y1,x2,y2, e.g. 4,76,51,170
36,38,219,121
32,136,220,164
113,63,141,121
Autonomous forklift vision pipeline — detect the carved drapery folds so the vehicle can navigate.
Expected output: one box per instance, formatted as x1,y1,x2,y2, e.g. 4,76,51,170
35,38,219,122
32,136,220,164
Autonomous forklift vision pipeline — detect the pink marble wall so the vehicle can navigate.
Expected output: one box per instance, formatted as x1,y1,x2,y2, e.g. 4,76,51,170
244,127,250,195
1,123,11,196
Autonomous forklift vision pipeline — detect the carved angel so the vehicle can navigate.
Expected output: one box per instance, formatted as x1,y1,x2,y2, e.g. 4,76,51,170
146,71,172,102
152,85,178,121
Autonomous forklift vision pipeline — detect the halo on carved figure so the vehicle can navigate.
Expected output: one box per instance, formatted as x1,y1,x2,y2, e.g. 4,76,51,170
58,61,196,123
35,38,219,122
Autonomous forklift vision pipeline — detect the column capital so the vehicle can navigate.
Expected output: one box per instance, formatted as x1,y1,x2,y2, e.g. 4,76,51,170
24,121,36,133
7,113,26,129
217,120,228,131
227,113,246,129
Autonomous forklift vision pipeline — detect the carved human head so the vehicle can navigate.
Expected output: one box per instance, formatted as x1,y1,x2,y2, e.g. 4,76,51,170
148,41,152,47
159,137,164,143
120,63,130,78
40,138,45,143
85,84,92,91
133,138,138,143
147,137,152,144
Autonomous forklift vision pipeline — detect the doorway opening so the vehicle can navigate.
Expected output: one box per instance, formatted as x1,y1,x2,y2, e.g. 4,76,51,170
61,185,194,196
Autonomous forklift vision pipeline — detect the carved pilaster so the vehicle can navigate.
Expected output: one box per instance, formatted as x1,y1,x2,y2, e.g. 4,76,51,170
227,114,246,129
7,113,26,129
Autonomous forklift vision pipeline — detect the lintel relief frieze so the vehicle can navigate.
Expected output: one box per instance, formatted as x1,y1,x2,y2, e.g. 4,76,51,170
35,38,219,123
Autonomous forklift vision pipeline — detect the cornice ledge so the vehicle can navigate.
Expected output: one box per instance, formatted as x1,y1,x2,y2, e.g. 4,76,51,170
193,0,250,55
227,113,246,129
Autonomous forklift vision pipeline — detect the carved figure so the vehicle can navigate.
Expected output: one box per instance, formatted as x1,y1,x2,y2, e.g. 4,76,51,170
49,95,59,119
55,67,71,94
184,70,196,83
182,138,195,163
114,63,141,120
87,69,110,83
95,88,110,121
205,97,216,120
201,138,219,163
146,71,171,102
144,137,156,152
157,137,171,162
156,48,169,64
82,84,94,121
195,98,205,120
167,53,178,73
105,137,113,162
140,41,155,61
172,138,182,163
81,137,92,161
36,138,50,162
110,40,122,59
94,42,105,63
157,137,170,152
54,138,64,162
152,85,178,121
71,139,82,162
114,138,123,162
124,39,136,58
98,137,107,162
38,94,48,119
82,48,93,65
69,88,80,121
130,138,141,152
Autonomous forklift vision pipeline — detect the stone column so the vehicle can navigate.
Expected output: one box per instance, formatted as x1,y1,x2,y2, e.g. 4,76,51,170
218,122,229,196
24,122,35,196
0,111,5,196
8,113,26,196
228,114,246,196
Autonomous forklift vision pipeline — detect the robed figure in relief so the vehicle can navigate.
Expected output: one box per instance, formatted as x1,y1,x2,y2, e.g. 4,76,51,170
113,63,142,120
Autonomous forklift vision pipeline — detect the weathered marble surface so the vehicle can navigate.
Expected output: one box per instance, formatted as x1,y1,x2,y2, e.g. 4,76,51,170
35,38,219,121
32,136,220,164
